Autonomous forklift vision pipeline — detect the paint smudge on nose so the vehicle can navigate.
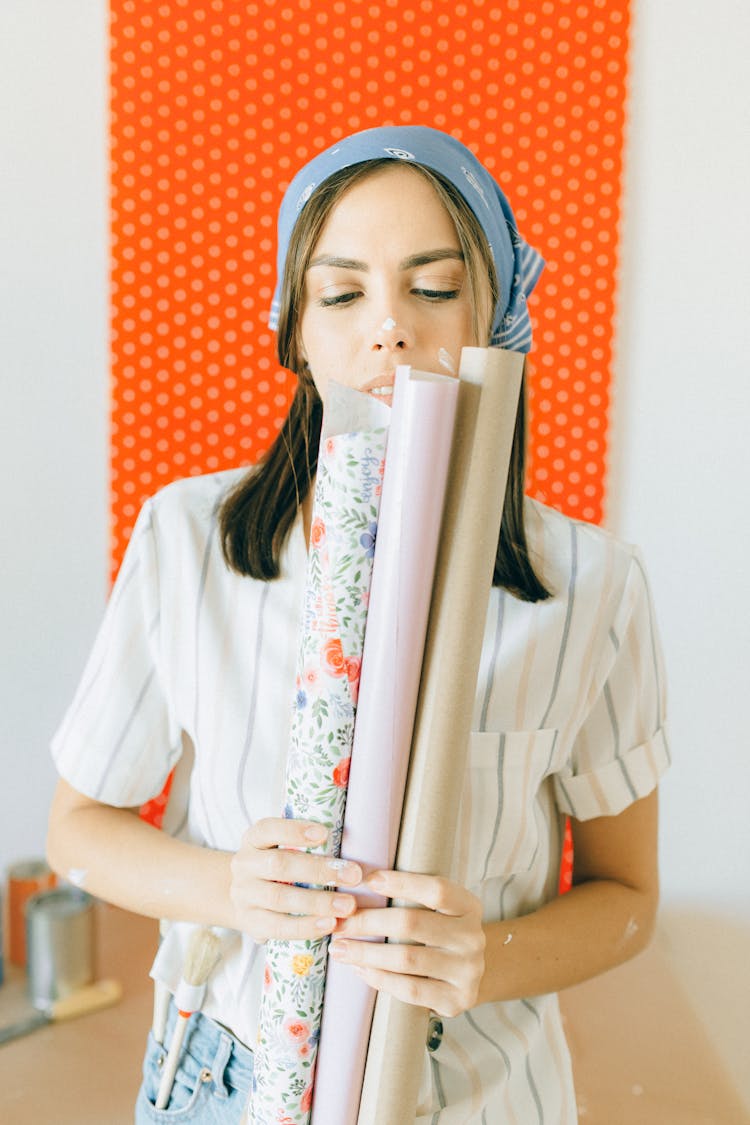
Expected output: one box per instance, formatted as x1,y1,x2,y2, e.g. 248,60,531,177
381,316,397,331
438,347,457,374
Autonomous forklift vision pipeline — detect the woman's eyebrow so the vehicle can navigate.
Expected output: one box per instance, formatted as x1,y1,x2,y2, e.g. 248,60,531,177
307,248,465,272
399,249,465,270
308,255,367,271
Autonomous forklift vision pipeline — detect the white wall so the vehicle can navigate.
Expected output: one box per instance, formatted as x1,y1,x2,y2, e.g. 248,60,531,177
0,2,109,870
609,0,750,918
1,2,749,921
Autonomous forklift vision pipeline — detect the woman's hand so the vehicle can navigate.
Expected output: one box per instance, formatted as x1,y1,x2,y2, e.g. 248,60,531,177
229,817,363,943
329,870,486,1019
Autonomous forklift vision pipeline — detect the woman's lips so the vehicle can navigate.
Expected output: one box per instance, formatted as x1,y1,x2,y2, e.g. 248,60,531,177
360,374,395,403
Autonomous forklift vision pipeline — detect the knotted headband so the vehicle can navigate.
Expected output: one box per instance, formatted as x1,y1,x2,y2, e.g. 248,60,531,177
269,125,545,353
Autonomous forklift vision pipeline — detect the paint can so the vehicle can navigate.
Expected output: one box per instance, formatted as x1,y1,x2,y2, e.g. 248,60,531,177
26,887,96,1010
7,859,57,967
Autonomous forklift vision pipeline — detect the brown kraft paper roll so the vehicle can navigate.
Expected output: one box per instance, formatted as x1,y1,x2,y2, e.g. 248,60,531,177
356,346,524,1125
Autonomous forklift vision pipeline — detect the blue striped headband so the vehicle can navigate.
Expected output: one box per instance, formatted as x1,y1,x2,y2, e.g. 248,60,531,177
269,125,544,353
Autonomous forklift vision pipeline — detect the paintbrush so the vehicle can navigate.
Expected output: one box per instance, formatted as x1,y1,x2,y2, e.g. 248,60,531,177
155,926,222,1110
0,979,123,1045
152,918,172,1045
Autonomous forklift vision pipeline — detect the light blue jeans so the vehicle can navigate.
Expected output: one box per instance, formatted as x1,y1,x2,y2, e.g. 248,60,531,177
135,999,254,1123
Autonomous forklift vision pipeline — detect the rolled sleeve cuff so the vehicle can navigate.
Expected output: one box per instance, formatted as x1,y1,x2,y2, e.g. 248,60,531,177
553,725,671,821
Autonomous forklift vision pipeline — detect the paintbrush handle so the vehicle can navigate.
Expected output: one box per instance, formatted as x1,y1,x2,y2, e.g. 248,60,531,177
155,1012,189,1110
152,981,171,1044
153,919,172,1043
154,926,221,1108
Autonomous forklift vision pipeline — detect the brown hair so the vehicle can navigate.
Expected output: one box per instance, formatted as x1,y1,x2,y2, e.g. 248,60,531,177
220,160,550,601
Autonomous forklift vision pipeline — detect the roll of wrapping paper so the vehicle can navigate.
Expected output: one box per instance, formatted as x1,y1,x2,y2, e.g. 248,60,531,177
247,382,390,1125
356,346,524,1125
310,366,459,1125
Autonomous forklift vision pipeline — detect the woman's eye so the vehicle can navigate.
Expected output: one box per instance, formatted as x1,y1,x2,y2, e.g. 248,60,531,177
317,286,461,307
318,291,361,307
412,288,461,301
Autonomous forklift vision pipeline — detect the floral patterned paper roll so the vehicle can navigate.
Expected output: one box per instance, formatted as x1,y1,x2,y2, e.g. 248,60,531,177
247,383,390,1125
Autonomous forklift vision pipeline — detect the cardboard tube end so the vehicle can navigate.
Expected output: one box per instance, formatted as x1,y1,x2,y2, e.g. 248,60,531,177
458,345,524,384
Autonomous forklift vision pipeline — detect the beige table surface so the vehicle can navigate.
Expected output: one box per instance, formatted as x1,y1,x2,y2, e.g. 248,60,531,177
0,903,746,1124
0,904,154,1123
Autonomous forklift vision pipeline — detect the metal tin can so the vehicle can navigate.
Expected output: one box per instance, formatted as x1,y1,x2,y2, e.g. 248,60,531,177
8,859,57,967
25,887,96,1010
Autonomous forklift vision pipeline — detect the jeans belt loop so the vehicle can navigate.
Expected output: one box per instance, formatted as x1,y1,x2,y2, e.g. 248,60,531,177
210,1030,233,1099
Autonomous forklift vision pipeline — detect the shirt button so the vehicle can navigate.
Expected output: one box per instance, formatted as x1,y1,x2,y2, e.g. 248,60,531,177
426,1015,443,1052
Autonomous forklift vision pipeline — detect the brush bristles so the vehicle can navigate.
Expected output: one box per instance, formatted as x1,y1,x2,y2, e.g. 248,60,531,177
183,927,222,987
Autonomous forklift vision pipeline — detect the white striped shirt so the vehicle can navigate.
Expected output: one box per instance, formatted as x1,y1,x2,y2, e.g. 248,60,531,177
51,469,670,1123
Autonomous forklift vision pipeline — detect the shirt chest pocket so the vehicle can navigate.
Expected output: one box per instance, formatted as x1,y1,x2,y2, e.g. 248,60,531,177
451,728,560,888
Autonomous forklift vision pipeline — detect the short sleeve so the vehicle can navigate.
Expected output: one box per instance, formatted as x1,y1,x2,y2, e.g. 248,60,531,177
553,549,670,821
51,500,181,806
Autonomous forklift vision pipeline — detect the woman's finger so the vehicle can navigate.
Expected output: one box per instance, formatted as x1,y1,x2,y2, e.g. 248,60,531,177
238,907,340,943
330,936,459,986
366,870,479,916
246,877,358,921
246,816,329,850
349,965,466,1020
253,848,362,889
335,905,482,953
233,842,362,890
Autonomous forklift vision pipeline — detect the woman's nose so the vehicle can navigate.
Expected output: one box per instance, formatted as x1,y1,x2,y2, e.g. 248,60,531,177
370,313,412,353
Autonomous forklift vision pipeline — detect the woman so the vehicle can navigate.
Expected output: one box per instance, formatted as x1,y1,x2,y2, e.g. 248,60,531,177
47,126,669,1123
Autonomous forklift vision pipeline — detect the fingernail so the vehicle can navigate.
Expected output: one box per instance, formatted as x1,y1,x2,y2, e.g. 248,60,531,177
329,940,348,958
315,916,336,932
367,874,386,893
332,895,353,915
305,825,327,842
326,859,362,884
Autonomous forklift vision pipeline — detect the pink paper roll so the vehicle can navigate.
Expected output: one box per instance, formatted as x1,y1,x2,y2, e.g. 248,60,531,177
310,366,459,1125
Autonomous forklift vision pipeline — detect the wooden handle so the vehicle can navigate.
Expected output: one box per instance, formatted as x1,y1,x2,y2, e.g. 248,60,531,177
50,979,123,1021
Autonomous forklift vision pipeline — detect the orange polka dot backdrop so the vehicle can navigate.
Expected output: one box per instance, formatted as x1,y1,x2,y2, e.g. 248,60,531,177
109,0,630,578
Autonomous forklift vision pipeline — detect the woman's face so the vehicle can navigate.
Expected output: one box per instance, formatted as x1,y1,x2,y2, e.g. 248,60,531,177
298,165,481,406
